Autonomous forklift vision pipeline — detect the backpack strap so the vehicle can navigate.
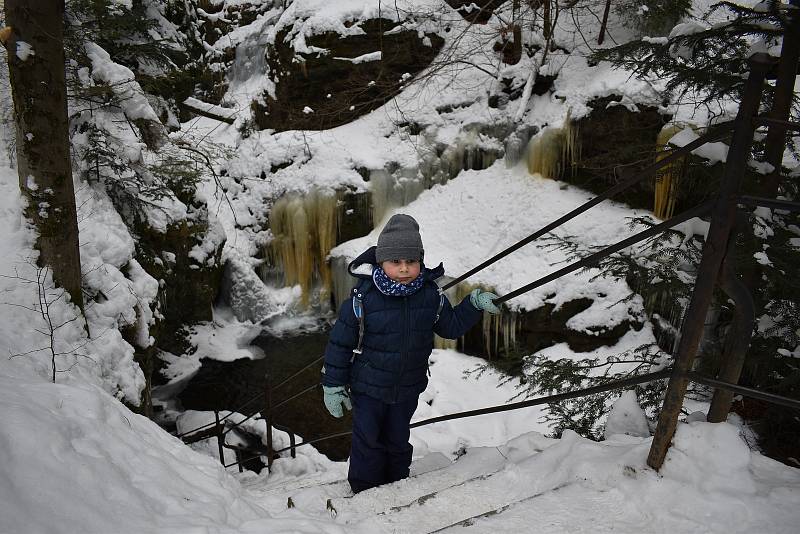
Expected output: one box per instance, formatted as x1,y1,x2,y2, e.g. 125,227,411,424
350,280,372,362
434,286,445,324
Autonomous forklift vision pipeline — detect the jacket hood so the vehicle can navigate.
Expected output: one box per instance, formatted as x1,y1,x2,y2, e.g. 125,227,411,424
348,246,445,281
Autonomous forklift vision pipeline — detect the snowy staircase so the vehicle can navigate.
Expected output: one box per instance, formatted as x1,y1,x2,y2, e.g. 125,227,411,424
282,440,563,533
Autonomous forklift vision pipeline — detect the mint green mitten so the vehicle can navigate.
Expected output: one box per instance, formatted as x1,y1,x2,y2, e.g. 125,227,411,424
470,289,501,314
322,385,352,418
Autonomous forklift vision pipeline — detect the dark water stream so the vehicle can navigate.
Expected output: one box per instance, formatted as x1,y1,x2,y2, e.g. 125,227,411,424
178,324,352,461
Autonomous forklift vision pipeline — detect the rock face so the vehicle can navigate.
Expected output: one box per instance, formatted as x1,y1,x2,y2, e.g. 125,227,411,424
255,17,444,131
566,96,668,209
566,95,725,218
133,212,226,377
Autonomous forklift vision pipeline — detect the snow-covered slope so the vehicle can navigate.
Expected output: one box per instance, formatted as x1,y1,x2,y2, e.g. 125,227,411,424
2,367,798,533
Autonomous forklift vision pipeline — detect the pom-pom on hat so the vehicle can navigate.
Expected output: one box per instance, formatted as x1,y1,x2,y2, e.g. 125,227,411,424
375,214,424,263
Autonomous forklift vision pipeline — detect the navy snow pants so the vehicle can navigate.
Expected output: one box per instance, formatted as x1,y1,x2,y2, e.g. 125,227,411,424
348,391,419,493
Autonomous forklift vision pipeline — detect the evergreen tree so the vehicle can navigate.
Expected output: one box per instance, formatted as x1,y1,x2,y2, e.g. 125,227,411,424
593,1,789,105
615,0,694,38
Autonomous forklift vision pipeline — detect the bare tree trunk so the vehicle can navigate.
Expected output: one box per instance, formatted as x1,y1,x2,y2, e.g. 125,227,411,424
4,0,84,311
543,0,551,40
762,2,799,196
598,0,612,45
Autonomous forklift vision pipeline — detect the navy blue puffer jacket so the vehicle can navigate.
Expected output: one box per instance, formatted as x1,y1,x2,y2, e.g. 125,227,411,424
322,247,482,404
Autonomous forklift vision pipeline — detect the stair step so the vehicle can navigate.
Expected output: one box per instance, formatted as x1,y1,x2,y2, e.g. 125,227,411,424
348,464,573,533
328,447,509,520
428,481,575,533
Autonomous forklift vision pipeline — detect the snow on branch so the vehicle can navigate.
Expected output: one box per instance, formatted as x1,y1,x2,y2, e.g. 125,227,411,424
84,42,159,122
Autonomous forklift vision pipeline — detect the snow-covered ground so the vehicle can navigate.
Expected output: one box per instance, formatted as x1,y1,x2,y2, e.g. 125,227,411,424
3,362,799,533
2,0,799,532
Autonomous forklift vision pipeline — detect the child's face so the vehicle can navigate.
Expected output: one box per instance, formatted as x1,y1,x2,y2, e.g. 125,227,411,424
381,259,421,284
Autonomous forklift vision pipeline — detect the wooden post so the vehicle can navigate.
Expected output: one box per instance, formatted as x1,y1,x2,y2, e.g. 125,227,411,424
704,3,800,421
646,54,774,471
706,241,755,422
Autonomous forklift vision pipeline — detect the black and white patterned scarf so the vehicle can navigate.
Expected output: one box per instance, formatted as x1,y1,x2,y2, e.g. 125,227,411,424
372,266,425,296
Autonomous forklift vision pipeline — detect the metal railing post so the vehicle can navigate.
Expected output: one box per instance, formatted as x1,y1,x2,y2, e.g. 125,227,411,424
272,423,297,458
214,410,225,466
264,373,274,471
235,450,244,473
646,53,774,471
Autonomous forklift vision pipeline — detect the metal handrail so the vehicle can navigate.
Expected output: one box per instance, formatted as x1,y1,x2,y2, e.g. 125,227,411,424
494,201,713,305
238,368,674,462
179,357,324,440
176,392,263,439
244,366,800,464
737,195,800,213
688,372,800,410
753,116,800,131
269,383,319,412
204,360,324,469
441,123,735,291
270,356,324,392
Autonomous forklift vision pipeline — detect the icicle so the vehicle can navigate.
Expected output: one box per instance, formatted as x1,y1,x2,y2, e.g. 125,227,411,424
267,189,338,307
481,148,498,170
310,190,337,307
561,114,580,177
439,143,464,179
434,336,458,350
330,255,357,311
418,144,446,183
653,124,686,220
525,116,579,180
505,127,536,168
505,133,525,168
369,166,431,225
526,127,564,179
435,281,516,360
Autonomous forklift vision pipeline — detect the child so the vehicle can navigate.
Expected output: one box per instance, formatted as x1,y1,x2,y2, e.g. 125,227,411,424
320,213,500,493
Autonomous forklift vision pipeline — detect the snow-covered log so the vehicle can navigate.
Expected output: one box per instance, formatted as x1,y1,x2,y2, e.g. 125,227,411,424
180,97,237,124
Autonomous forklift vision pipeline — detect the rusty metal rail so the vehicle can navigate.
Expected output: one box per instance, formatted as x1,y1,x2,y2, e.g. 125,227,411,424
689,372,800,411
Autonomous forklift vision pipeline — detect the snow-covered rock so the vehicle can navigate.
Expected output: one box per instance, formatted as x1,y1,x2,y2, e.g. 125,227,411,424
604,390,651,439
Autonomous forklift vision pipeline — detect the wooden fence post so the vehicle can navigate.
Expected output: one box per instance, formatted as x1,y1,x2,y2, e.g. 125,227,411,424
646,54,774,471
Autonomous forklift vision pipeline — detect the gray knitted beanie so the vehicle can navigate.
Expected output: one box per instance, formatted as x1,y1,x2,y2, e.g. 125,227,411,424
375,214,424,263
